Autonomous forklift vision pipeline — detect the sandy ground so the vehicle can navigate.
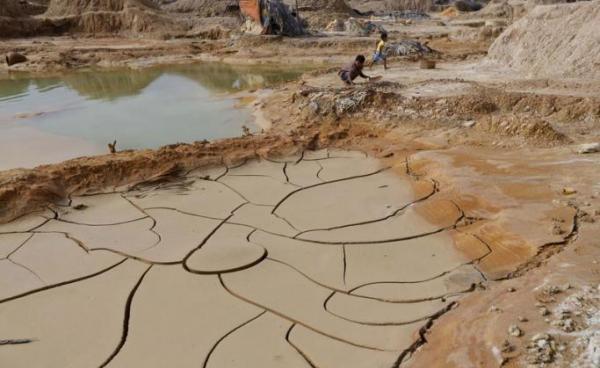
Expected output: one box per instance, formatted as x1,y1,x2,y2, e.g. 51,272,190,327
403,145,600,367
1,7,600,368
0,15,492,74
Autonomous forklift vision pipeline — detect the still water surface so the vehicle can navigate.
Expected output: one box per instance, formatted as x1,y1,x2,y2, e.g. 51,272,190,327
0,63,306,170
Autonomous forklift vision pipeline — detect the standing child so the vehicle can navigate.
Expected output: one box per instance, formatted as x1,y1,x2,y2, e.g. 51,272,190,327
369,32,388,70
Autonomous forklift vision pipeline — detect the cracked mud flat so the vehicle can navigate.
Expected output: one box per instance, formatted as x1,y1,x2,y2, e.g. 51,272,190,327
0,148,490,368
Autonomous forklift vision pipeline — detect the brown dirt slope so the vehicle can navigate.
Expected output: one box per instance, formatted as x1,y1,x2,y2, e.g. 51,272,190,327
0,0,57,39
488,1,600,79
0,0,27,17
45,0,158,15
162,0,238,15
294,0,355,28
0,0,47,17
43,0,182,34
298,0,353,11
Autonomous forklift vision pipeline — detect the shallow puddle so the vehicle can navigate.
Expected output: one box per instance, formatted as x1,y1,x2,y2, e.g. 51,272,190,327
0,63,307,170
0,150,486,368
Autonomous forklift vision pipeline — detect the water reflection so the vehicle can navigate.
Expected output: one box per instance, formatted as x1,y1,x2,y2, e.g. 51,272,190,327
61,70,162,101
0,79,32,102
0,62,307,102
166,63,306,93
0,62,308,170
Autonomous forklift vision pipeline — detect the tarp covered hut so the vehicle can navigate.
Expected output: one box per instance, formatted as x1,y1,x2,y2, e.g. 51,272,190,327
240,0,305,36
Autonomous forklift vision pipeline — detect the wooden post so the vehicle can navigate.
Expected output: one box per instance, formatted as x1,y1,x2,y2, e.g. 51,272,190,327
295,0,300,18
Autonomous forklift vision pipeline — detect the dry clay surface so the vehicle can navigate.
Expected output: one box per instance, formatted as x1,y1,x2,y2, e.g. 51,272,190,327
0,149,491,367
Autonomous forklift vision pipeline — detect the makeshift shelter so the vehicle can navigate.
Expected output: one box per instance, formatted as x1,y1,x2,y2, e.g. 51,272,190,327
240,0,305,36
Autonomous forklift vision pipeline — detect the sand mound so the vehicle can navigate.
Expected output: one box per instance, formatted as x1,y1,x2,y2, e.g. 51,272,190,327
487,1,600,79
440,6,459,16
299,0,353,12
43,0,181,34
162,0,238,15
45,0,158,16
299,0,356,29
478,115,570,146
332,17,386,35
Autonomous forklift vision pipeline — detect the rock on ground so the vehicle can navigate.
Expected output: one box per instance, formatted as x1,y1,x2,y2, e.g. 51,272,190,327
577,143,600,154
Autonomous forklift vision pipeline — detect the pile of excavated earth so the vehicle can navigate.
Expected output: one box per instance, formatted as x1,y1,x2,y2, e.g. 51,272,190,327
0,0,181,37
300,0,354,12
488,0,600,79
160,0,239,15
44,0,182,34
1,1,600,368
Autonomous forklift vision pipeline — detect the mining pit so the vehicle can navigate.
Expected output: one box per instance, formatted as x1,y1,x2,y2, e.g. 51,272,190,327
1,0,599,367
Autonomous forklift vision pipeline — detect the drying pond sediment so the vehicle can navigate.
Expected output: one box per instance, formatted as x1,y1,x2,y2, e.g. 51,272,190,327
0,149,490,367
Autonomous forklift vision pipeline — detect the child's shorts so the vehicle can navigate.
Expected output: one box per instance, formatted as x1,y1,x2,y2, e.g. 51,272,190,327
338,70,352,85
372,52,386,63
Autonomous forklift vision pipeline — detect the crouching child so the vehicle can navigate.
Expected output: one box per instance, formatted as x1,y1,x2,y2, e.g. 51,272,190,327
338,55,371,86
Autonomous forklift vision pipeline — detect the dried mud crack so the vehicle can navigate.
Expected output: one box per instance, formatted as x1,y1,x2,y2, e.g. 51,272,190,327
0,148,578,367
98,263,153,368
498,208,580,281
